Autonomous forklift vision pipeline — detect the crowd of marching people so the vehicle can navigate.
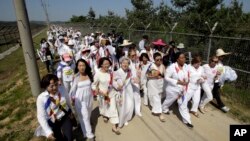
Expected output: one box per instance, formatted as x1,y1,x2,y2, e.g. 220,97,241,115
35,25,237,141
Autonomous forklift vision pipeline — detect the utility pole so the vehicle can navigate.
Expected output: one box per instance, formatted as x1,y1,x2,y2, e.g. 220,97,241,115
41,0,50,29
13,0,41,97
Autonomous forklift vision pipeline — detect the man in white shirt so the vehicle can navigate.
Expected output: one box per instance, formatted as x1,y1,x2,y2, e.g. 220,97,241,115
139,35,149,51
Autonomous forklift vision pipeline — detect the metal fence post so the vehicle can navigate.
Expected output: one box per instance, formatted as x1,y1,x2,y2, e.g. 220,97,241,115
205,21,218,63
207,35,212,63
128,23,134,40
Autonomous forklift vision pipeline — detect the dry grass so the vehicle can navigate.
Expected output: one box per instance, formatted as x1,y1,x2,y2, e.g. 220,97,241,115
0,30,47,141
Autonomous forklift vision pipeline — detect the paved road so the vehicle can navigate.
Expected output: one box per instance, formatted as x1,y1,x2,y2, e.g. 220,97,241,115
90,99,239,141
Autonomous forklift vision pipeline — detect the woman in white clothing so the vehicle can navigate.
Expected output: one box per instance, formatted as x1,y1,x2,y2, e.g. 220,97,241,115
147,52,166,122
113,57,134,127
92,57,121,135
69,59,95,140
199,56,219,113
128,48,142,117
139,53,151,106
188,56,205,118
162,52,193,128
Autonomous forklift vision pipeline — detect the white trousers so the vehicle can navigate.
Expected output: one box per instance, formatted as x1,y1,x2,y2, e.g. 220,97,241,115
162,88,192,124
199,83,213,108
63,81,71,93
143,83,149,105
178,91,193,124
75,101,94,138
190,88,201,112
148,80,162,114
162,89,179,113
62,81,72,108
132,84,142,116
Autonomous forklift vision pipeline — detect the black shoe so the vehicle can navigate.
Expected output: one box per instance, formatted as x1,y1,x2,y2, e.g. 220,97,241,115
185,123,194,128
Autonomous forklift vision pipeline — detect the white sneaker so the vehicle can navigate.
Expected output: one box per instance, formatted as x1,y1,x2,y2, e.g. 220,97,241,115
163,110,172,115
137,113,142,117
124,122,129,126
221,106,230,113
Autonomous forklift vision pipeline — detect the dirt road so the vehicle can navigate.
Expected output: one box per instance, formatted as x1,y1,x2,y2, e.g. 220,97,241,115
90,100,240,141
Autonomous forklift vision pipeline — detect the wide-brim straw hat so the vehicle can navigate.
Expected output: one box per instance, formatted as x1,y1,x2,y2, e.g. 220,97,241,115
119,39,133,46
177,43,185,49
152,39,166,46
216,48,231,57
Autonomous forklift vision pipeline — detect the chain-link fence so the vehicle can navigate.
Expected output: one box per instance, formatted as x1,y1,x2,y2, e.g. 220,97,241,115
59,23,250,89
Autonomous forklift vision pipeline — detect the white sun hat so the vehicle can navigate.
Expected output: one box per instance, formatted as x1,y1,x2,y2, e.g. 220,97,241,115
177,43,185,49
119,39,133,47
216,48,231,57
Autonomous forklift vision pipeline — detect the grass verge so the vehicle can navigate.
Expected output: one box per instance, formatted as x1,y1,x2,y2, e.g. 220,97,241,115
0,30,47,141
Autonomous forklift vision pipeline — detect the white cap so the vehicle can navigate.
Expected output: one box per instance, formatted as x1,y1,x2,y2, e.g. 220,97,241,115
68,39,74,46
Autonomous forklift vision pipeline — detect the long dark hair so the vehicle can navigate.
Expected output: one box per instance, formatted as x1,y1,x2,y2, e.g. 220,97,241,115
75,59,93,82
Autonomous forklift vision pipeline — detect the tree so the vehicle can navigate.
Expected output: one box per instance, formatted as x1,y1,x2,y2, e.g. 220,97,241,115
87,7,96,20
70,15,86,23
126,0,156,30
87,7,96,24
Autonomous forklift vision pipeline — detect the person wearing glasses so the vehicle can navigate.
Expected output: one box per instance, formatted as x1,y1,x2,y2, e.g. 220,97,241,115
199,56,219,113
147,52,166,122
213,49,232,112
128,48,142,117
